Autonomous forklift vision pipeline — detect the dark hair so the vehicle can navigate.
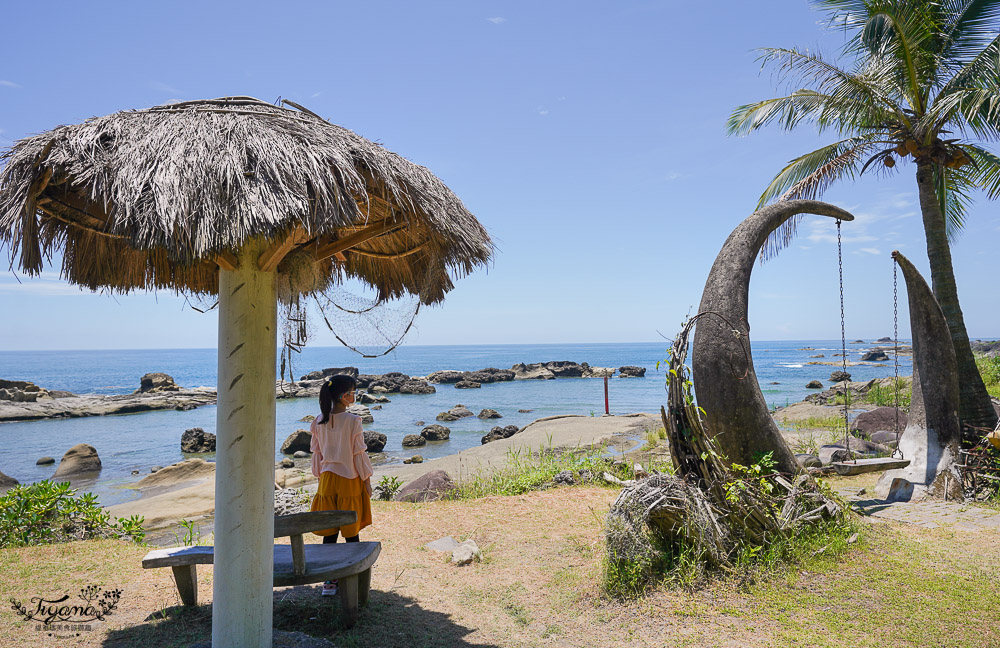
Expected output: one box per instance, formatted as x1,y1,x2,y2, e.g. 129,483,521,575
317,374,358,424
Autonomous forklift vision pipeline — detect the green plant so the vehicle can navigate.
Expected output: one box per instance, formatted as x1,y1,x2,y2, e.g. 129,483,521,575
977,354,1000,399
174,519,202,546
374,475,403,501
864,379,912,409
0,480,145,548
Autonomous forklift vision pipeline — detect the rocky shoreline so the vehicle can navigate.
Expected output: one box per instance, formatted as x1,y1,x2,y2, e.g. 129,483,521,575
0,360,647,423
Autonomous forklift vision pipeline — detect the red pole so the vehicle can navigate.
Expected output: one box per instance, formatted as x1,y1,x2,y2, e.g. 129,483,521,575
604,376,609,415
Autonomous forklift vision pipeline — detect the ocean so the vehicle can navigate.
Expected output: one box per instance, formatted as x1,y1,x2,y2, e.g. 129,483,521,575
0,341,911,506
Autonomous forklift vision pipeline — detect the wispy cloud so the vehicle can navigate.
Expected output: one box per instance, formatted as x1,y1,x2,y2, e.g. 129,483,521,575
665,171,690,182
0,273,90,296
537,106,549,116
311,91,322,98
858,247,881,255
0,80,20,88
802,194,917,250
149,81,183,95
488,17,506,24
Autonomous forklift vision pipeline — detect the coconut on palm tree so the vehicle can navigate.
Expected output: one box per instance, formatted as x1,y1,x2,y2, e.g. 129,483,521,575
728,0,1000,435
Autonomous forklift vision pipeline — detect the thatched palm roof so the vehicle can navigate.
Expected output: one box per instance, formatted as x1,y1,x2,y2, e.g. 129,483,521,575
0,97,492,303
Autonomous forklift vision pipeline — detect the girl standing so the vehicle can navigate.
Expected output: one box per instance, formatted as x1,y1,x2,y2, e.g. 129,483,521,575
309,374,373,596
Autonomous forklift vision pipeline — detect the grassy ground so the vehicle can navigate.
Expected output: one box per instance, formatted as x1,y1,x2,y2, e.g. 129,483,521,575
2,480,998,648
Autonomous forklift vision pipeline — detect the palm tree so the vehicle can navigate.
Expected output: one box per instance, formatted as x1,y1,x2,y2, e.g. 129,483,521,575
729,0,1000,435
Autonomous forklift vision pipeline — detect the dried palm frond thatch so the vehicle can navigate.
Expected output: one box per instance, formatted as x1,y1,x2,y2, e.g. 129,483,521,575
0,97,493,303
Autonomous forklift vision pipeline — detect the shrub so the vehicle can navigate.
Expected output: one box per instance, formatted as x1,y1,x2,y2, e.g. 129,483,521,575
374,476,403,501
0,480,145,548
977,354,1000,399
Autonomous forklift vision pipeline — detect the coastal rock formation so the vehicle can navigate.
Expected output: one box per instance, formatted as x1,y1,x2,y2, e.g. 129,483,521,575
293,451,309,458
51,443,102,478
280,429,312,455
299,367,359,381
0,469,18,490
585,366,615,378
399,379,435,395
280,458,294,468
805,380,823,389
274,488,311,516
876,337,894,343
0,387,219,422
394,469,455,503
363,430,387,452
36,456,55,465
402,434,426,447
0,379,53,402
860,350,889,362
421,424,451,441
136,372,180,394
358,392,389,404
851,407,907,439
181,428,217,453
972,340,1000,357
427,370,464,384
618,366,646,378
436,405,473,421
691,199,854,476
428,368,515,384
347,403,374,423
478,408,502,419
511,361,589,380
135,458,215,488
454,380,481,389
829,370,852,382
482,424,520,444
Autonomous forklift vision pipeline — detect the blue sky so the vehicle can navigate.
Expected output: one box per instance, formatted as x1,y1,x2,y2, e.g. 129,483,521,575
1,1,997,350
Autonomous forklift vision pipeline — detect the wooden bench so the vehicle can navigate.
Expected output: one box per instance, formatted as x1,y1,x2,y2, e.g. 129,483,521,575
142,511,380,627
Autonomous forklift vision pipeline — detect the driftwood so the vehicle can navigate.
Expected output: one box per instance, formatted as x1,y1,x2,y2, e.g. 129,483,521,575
606,316,842,577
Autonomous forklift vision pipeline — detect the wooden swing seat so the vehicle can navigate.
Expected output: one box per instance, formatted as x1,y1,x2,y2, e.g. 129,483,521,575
831,457,910,476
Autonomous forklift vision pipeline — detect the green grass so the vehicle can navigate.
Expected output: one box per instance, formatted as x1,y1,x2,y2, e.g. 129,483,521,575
977,354,1000,399
451,445,673,499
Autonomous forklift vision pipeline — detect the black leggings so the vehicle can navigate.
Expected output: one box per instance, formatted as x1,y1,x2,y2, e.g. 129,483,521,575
323,533,359,544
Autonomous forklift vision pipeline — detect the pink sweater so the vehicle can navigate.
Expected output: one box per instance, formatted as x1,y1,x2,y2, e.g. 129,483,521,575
310,412,374,481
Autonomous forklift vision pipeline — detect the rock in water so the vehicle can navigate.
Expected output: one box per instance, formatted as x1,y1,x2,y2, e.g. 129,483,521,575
860,350,889,362
0,379,51,402
618,366,646,378
805,380,823,389
181,428,217,453
36,456,55,465
477,408,502,419
280,429,312,455
454,380,481,389
135,372,180,393
829,370,852,382
395,470,455,502
363,430,387,452
52,443,102,478
347,403,374,423
421,424,451,441
399,379,435,395
0,469,19,490
402,434,426,447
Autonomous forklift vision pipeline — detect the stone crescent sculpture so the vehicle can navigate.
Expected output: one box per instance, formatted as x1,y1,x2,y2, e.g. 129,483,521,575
692,199,854,475
874,251,962,501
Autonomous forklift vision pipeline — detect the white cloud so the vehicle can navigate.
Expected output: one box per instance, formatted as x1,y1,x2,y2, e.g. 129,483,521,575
665,171,688,181
0,80,20,88
537,107,549,116
311,91,322,98
149,81,183,95
488,17,506,24
857,247,881,255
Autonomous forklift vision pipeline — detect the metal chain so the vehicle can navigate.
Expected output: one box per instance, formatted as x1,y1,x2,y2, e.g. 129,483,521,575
893,257,903,459
838,220,851,459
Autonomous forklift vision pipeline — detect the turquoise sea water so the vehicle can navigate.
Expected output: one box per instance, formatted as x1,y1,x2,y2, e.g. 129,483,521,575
0,341,911,506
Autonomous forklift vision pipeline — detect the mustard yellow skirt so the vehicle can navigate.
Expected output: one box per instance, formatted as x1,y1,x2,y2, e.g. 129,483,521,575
311,471,372,538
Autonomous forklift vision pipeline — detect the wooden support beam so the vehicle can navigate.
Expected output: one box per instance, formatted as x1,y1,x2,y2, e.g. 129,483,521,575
314,219,405,262
349,241,428,259
215,251,239,271
257,227,307,272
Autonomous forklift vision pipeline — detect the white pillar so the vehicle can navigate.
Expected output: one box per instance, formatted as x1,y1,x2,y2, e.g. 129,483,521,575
213,241,276,648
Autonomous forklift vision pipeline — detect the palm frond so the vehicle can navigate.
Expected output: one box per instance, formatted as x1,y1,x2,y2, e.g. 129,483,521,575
961,143,1000,198
940,0,1000,61
934,163,973,242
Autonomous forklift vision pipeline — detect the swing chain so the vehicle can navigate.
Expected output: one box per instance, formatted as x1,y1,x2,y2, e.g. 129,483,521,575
892,257,903,459
837,220,852,460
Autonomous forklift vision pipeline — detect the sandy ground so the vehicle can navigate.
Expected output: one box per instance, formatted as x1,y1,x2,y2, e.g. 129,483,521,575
107,413,662,535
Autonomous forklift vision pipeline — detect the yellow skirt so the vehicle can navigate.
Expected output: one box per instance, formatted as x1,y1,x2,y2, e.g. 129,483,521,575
311,471,372,538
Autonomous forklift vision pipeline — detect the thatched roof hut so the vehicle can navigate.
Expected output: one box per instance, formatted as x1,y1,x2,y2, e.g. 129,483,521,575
0,96,492,302
0,97,493,648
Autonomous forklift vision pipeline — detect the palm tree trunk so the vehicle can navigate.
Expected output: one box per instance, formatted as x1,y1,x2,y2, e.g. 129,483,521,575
915,160,998,436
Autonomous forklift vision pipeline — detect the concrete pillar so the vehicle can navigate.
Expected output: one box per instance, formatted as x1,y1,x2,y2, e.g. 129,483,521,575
213,241,277,648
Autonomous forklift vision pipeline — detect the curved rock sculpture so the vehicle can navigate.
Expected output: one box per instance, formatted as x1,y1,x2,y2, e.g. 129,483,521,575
692,200,854,475
874,251,962,501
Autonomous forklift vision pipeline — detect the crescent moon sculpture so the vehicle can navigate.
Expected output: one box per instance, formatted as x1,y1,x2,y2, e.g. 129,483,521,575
692,200,854,475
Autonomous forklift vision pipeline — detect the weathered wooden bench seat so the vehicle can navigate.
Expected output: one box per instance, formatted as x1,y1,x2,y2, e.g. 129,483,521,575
142,511,380,627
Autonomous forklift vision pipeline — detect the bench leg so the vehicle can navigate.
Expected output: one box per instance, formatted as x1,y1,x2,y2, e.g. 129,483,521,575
358,568,371,608
171,564,198,606
338,573,359,628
